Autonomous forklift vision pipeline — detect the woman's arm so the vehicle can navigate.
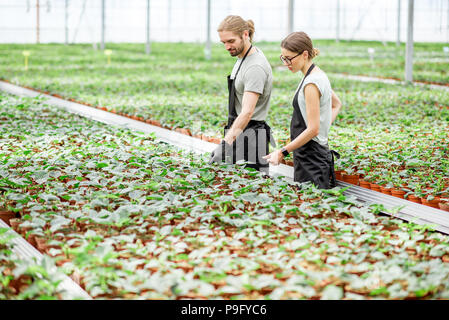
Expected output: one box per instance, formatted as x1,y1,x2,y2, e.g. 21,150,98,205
264,83,320,165
331,90,342,123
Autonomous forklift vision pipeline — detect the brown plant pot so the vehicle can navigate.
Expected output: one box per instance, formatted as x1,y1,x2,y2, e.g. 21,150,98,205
9,218,21,230
9,274,32,293
407,194,422,204
208,137,221,144
391,189,406,199
359,180,371,189
35,237,48,251
421,197,440,209
175,128,192,136
56,259,71,267
380,186,392,195
19,225,31,238
438,202,449,212
370,183,381,192
0,210,16,225
335,170,346,181
342,174,359,185
27,234,38,248
151,120,162,127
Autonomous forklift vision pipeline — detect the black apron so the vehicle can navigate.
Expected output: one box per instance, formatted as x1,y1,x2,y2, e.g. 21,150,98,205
290,64,339,189
223,45,275,171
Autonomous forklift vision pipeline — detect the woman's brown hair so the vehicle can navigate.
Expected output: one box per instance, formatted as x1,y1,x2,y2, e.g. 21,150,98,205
217,15,255,42
281,31,320,59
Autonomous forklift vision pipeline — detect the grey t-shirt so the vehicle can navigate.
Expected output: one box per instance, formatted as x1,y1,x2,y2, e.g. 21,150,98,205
296,71,332,146
230,47,272,121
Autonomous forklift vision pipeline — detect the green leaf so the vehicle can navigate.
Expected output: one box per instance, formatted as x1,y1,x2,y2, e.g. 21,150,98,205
96,163,108,169
369,287,389,296
172,229,183,236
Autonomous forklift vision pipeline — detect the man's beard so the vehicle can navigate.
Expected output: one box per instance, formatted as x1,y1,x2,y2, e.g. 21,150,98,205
229,42,245,57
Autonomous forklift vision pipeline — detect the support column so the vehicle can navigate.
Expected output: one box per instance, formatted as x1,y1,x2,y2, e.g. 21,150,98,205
405,0,414,83
101,0,105,50
168,0,172,41
146,0,151,54
36,0,40,44
287,0,294,34
65,0,69,45
447,0,449,42
205,0,211,60
397,0,401,46
336,0,340,42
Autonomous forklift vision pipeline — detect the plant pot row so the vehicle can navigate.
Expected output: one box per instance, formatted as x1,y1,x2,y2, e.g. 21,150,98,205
334,171,449,211
3,81,224,146
79,98,225,144
90,103,225,144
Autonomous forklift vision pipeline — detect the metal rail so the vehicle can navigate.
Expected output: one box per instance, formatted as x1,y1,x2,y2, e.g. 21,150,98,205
1,80,448,235
0,219,92,299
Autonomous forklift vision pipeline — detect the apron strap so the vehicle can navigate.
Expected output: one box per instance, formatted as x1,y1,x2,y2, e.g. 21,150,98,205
329,150,340,187
292,63,315,118
227,44,253,125
234,44,253,80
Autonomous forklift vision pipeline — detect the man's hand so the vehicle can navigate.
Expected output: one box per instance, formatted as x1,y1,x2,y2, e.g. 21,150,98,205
263,149,284,166
209,140,233,164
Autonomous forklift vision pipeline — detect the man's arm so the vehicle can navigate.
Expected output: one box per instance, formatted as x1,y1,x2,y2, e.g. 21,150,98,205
223,91,260,145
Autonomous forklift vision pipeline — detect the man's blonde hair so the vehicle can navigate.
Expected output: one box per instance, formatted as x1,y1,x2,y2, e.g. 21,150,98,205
217,15,255,42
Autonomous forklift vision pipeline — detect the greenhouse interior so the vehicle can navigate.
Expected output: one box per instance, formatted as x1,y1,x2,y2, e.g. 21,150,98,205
1,0,449,304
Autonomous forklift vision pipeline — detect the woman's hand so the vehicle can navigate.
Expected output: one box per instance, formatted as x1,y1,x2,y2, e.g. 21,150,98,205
263,149,284,166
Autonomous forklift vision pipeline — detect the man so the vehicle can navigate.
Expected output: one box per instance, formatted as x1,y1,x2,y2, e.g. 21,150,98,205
209,15,274,173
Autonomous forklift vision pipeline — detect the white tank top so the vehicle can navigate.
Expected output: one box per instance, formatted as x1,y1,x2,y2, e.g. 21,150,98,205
295,71,332,146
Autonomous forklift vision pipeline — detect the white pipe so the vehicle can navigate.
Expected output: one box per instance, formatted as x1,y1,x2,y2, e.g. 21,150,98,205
287,0,294,34
405,0,414,83
146,0,151,54
397,0,401,46
101,0,105,50
336,0,340,42
205,0,211,60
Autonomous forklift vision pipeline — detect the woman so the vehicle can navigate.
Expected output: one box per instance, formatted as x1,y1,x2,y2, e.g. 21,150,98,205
264,32,342,189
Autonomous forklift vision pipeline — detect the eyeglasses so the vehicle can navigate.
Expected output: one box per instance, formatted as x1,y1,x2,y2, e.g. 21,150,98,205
279,52,303,65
